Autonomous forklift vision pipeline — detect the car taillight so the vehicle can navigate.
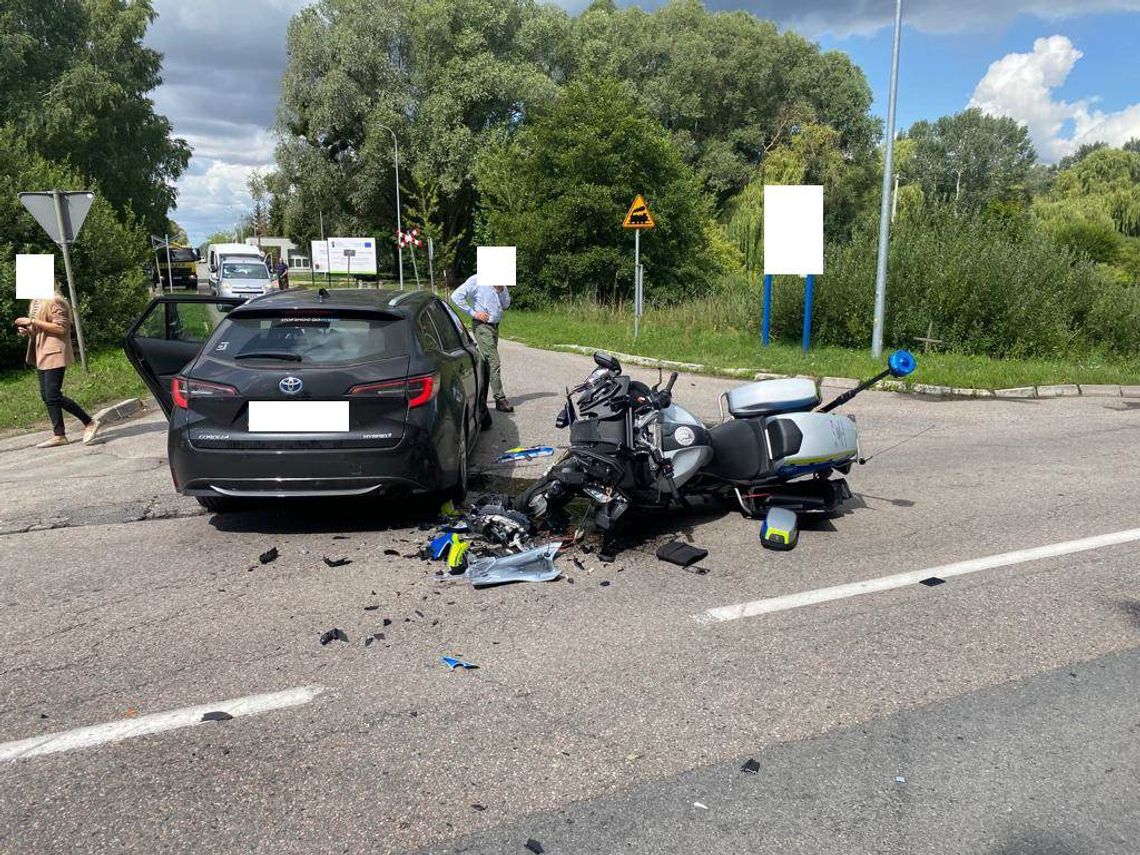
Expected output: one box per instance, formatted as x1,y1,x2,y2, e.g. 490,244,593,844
348,373,438,408
172,376,238,409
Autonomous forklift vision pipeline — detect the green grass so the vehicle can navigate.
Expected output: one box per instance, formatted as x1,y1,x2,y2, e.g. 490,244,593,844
0,348,148,435
506,303,1140,389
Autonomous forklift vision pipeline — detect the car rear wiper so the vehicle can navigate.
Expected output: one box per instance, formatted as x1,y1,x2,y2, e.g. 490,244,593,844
233,351,303,361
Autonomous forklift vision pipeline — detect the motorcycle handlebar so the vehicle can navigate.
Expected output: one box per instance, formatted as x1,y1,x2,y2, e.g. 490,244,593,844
665,372,678,393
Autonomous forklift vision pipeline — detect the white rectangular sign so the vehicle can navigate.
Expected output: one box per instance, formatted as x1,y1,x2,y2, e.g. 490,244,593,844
248,401,349,433
763,185,823,275
310,240,330,274
328,237,377,275
477,246,516,287
16,254,55,299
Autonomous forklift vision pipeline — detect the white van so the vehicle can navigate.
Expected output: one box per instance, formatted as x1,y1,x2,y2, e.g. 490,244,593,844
205,243,271,299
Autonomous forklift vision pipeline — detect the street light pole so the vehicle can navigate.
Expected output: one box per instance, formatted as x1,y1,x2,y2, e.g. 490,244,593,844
872,0,904,359
377,123,404,290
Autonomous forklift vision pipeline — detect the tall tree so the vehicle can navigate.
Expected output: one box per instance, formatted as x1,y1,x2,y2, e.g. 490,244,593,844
0,0,189,234
902,108,1037,211
474,76,717,304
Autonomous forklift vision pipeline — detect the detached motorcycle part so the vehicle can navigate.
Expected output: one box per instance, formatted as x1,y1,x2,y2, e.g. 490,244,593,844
760,507,799,551
817,349,918,413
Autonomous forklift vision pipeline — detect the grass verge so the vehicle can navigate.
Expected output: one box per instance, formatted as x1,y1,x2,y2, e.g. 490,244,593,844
507,304,1140,389
0,348,148,436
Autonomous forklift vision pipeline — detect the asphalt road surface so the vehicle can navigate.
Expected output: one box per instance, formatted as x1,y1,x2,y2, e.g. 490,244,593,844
2,341,1138,854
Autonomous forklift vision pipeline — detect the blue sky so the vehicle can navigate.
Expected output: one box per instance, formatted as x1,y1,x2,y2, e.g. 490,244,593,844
824,10,1140,145
145,1,1140,244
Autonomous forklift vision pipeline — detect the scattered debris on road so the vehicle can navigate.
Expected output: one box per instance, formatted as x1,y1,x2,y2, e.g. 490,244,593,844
656,541,708,567
322,556,353,567
693,801,709,810
365,633,385,648
919,577,945,587
471,803,486,812
895,776,906,784
441,655,478,670
493,445,555,464
319,628,349,645
524,839,545,854
465,543,561,588
740,758,760,774
201,711,233,722
259,547,279,564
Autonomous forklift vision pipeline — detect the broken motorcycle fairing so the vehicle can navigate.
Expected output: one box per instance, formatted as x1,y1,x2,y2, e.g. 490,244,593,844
464,543,561,587
518,350,916,534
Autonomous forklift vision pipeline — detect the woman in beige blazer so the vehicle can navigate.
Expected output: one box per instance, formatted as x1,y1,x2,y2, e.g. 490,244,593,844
14,293,101,447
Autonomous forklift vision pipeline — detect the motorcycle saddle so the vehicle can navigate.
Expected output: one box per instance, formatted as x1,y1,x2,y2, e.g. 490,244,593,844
705,417,804,483
725,378,820,418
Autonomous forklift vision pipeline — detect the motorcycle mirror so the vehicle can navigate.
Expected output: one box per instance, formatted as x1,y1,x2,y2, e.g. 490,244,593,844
593,352,620,372
888,349,917,378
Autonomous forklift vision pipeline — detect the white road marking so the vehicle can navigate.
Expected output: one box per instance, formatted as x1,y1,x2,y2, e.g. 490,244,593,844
696,527,1140,624
0,685,326,763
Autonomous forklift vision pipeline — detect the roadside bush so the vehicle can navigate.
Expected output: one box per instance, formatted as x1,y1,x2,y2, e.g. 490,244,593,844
0,128,150,368
1087,281,1140,356
782,207,1110,359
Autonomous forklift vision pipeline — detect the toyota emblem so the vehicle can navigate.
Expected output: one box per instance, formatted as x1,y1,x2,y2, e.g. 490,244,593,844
279,376,303,395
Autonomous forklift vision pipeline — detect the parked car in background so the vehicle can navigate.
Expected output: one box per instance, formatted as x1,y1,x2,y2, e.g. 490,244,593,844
122,289,490,512
205,242,264,294
213,258,274,299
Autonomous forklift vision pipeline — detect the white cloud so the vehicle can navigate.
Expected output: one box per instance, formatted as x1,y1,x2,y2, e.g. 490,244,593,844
969,35,1140,162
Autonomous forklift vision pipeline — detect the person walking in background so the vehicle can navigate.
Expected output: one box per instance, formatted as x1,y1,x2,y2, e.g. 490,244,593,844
14,291,100,448
275,257,290,290
451,272,513,412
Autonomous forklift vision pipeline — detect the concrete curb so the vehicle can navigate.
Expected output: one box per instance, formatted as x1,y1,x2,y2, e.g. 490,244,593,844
549,344,1139,401
91,398,145,424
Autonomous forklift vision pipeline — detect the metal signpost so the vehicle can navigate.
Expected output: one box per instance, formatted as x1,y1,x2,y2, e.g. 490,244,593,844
427,236,435,292
18,190,95,371
622,194,655,339
762,185,824,352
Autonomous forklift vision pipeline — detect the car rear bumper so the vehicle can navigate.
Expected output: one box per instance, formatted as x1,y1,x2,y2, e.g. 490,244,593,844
168,426,450,497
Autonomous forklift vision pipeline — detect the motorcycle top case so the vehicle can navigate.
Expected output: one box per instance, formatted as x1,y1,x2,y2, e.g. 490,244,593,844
769,412,858,477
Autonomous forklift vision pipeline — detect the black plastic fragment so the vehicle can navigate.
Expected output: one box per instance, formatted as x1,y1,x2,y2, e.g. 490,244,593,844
364,605,379,611
471,804,486,812
572,557,585,571
524,840,544,854
740,758,760,774
600,580,610,587
364,633,386,648
319,628,349,645
201,711,233,722
919,577,946,587
414,609,424,618
656,541,708,567
332,535,349,540
259,547,278,564
382,618,392,626
323,556,353,567
566,577,575,585
384,548,400,556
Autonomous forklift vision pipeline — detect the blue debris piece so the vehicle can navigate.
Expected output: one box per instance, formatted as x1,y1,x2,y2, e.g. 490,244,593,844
442,655,478,670
493,445,555,465
428,533,453,560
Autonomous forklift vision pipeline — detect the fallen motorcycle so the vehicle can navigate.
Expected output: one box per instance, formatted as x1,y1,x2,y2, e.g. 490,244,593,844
517,349,917,547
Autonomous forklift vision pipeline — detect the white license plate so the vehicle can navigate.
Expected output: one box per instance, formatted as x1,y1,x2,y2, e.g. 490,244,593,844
248,401,349,433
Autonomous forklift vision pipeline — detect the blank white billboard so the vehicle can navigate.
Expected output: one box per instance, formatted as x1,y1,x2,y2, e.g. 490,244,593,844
763,185,823,275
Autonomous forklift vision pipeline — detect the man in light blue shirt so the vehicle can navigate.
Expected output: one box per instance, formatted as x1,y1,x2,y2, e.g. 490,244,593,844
451,273,513,412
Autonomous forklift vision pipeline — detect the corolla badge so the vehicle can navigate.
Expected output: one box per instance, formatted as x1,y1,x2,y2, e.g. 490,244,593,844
279,376,303,395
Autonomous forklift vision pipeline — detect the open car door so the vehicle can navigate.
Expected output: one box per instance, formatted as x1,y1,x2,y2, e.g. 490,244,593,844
123,295,243,417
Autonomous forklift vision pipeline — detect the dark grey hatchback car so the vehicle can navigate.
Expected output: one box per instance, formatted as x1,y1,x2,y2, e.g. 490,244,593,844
124,288,488,512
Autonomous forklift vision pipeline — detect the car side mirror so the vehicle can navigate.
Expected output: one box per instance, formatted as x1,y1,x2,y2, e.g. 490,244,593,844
888,349,917,378
593,352,620,372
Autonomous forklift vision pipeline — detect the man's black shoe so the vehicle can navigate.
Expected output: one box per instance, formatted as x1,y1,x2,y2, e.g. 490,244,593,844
495,398,514,413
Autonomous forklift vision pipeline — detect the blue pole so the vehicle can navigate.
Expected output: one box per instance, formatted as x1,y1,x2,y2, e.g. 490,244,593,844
802,274,815,352
761,274,773,346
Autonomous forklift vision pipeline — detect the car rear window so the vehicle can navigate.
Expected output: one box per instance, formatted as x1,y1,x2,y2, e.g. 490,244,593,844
208,312,408,366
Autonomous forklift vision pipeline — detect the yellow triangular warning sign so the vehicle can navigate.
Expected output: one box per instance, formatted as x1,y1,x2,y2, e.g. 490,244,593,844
622,194,655,229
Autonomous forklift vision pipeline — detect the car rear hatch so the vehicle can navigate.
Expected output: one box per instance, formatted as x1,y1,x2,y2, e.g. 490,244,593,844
179,306,424,450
